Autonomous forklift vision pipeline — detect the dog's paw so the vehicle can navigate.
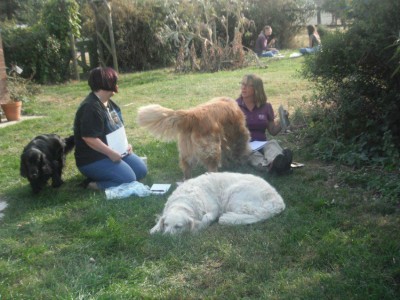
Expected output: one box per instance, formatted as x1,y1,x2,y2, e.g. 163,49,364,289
150,227,160,234
150,222,162,234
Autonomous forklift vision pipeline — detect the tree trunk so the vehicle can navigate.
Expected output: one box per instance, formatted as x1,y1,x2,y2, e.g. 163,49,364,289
317,8,322,25
69,32,80,80
105,1,118,73
90,0,118,72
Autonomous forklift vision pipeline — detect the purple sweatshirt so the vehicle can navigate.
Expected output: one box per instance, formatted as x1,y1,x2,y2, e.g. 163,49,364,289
236,97,274,141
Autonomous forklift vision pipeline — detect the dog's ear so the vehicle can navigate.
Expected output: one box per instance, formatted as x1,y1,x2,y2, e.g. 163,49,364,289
189,218,201,231
40,154,53,175
159,217,165,231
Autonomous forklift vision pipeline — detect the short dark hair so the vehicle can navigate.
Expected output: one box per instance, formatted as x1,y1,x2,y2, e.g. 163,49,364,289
88,67,118,92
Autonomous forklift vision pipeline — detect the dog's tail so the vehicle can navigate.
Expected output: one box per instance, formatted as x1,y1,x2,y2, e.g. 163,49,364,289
63,135,75,154
137,104,182,141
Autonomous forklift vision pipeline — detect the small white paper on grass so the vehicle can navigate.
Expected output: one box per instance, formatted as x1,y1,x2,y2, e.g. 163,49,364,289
150,184,171,195
290,52,302,58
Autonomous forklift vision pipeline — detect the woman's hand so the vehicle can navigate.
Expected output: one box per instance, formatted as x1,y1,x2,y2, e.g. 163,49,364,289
109,151,123,162
127,144,133,154
82,136,122,162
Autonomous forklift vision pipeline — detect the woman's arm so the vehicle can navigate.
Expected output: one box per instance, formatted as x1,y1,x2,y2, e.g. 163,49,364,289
308,35,313,48
266,38,277,51
266,119,282,136
82,137,122,162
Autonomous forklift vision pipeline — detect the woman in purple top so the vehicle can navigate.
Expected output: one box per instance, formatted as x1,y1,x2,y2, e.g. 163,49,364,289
254,26,279,57
236,74,292,174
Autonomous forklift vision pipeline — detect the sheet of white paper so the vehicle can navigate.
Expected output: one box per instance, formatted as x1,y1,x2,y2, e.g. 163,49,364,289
291,162,305,168
290,52,302,58
150,184,171,195
249,141,268,152
106,126,129,156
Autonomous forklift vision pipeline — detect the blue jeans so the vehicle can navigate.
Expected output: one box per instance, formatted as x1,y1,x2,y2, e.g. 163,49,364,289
299,46,320,54
78,153,148,189
260,49,279,57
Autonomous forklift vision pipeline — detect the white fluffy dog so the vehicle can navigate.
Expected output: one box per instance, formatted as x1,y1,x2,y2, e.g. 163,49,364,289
150,172,285,234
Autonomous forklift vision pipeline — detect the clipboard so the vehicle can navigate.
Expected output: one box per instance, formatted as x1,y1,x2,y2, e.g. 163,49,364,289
106,126,129,156
249,141,268,152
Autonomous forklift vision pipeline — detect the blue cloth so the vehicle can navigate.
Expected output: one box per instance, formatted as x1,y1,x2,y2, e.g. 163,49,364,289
78,153,147,189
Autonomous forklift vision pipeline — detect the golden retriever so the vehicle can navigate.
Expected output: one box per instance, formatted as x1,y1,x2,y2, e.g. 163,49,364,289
150,172,286,234
137,97,251,179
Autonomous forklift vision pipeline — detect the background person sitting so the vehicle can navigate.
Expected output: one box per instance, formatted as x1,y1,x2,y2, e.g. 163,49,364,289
254,25,279,57
299,25,321,55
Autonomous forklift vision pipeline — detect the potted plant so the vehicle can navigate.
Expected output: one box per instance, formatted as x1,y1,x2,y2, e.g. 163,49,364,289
1,75,31,121
1,72,40,121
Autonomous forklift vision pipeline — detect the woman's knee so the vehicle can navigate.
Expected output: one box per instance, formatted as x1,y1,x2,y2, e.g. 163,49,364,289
123,154,148,180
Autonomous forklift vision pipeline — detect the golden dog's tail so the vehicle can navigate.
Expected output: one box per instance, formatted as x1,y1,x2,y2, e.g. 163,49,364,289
137,104,182,141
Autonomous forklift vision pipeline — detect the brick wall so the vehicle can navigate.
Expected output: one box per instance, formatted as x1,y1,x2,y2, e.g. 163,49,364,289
0,32,11,104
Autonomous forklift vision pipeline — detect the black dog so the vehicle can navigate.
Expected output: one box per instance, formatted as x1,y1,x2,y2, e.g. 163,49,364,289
20,134,75,194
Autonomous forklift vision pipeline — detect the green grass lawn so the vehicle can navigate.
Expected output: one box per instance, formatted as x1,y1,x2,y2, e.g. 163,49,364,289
0,57,399,299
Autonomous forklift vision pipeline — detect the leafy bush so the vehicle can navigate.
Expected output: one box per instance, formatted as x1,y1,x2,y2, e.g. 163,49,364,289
2,23,72,83
6,75,41,103
2,0,80,83
302,0,400,169
111,1,174,71
84,0,317,72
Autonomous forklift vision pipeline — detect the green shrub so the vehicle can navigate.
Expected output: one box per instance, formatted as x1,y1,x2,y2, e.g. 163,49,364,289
111,1,175,71
2,0,80,83
302,0,400,169
3,24,72,83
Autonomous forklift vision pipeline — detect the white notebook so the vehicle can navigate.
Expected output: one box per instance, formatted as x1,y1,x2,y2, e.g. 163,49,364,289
106,126,129,156
249,141,268,152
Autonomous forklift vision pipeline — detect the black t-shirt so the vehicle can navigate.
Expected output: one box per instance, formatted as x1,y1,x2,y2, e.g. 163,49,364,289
73,92,123,167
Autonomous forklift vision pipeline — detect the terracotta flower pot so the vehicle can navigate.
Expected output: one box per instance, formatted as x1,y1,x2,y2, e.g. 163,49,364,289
1,101,22,121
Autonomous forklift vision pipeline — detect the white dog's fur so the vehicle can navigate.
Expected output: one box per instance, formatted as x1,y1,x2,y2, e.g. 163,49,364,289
150,172,285,234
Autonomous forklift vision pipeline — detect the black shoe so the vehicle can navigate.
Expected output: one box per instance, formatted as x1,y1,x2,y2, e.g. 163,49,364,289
283,148,293,165
271,149,293,175
79,178,92,188
270,154,286,174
